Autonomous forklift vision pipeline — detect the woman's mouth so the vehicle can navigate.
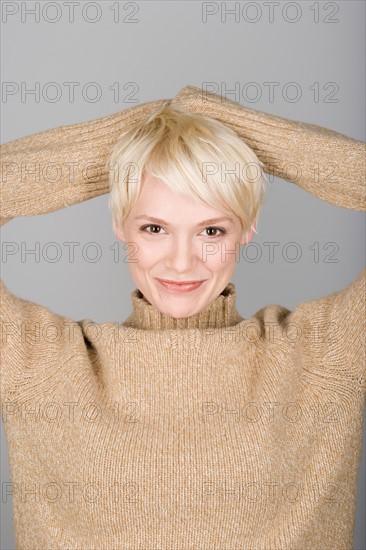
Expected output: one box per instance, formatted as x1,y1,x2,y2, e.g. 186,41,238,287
156,278,206,293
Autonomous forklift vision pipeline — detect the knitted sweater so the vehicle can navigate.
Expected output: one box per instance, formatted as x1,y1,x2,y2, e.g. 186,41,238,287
0,85,365,550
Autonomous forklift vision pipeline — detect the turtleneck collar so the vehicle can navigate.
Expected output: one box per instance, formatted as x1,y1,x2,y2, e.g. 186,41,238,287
122,282,243,330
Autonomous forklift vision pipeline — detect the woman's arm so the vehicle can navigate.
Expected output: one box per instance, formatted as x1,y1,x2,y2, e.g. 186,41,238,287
171,85,365,211
0,99,169,226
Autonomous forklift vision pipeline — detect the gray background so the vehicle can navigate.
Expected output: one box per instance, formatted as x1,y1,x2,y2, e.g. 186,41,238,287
1,0,365,548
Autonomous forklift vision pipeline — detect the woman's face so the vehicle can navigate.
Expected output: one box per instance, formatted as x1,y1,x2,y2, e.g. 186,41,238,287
115,173,255,319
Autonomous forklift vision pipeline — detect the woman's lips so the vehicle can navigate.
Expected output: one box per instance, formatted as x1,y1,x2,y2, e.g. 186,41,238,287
156,279,206,293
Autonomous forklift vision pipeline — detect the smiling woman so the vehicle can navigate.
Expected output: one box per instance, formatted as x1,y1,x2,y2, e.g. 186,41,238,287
0,85,365,550
107,102,267,318
113,172,260,319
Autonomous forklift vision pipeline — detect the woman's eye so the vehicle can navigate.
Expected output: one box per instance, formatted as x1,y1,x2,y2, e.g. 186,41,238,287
140,224,163,234
203,227,226,238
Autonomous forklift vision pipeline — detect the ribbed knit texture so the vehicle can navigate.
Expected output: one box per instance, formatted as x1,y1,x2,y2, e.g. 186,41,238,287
0,85,365,549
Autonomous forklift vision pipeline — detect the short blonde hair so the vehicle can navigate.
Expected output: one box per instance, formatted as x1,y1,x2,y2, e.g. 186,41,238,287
107,101,268,236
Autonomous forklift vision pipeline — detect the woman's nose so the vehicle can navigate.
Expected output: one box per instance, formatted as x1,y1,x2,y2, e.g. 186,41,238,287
167,236,198,272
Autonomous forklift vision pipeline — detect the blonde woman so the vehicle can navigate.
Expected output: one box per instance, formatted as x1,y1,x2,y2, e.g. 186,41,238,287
1,85,365,549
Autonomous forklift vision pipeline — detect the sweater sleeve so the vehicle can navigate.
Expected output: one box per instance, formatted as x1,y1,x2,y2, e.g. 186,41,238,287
171,85,366,385
295,268,366,399
0,99,169,403
171,85,366,211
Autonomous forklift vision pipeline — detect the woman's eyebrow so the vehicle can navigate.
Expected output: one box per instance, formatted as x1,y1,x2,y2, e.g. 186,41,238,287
134,215,234,225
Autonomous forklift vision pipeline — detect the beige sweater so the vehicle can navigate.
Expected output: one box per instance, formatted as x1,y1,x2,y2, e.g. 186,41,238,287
0,85,365,549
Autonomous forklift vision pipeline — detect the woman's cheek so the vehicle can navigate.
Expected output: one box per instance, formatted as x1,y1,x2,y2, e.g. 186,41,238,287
135,238,163,265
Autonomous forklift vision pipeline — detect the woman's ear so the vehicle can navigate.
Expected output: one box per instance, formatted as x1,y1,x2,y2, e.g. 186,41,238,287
240,218,256,245
114,222,126,243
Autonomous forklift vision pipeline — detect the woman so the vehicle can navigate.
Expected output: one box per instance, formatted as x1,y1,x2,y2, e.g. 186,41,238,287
108,99,265,320
1,85,365,549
